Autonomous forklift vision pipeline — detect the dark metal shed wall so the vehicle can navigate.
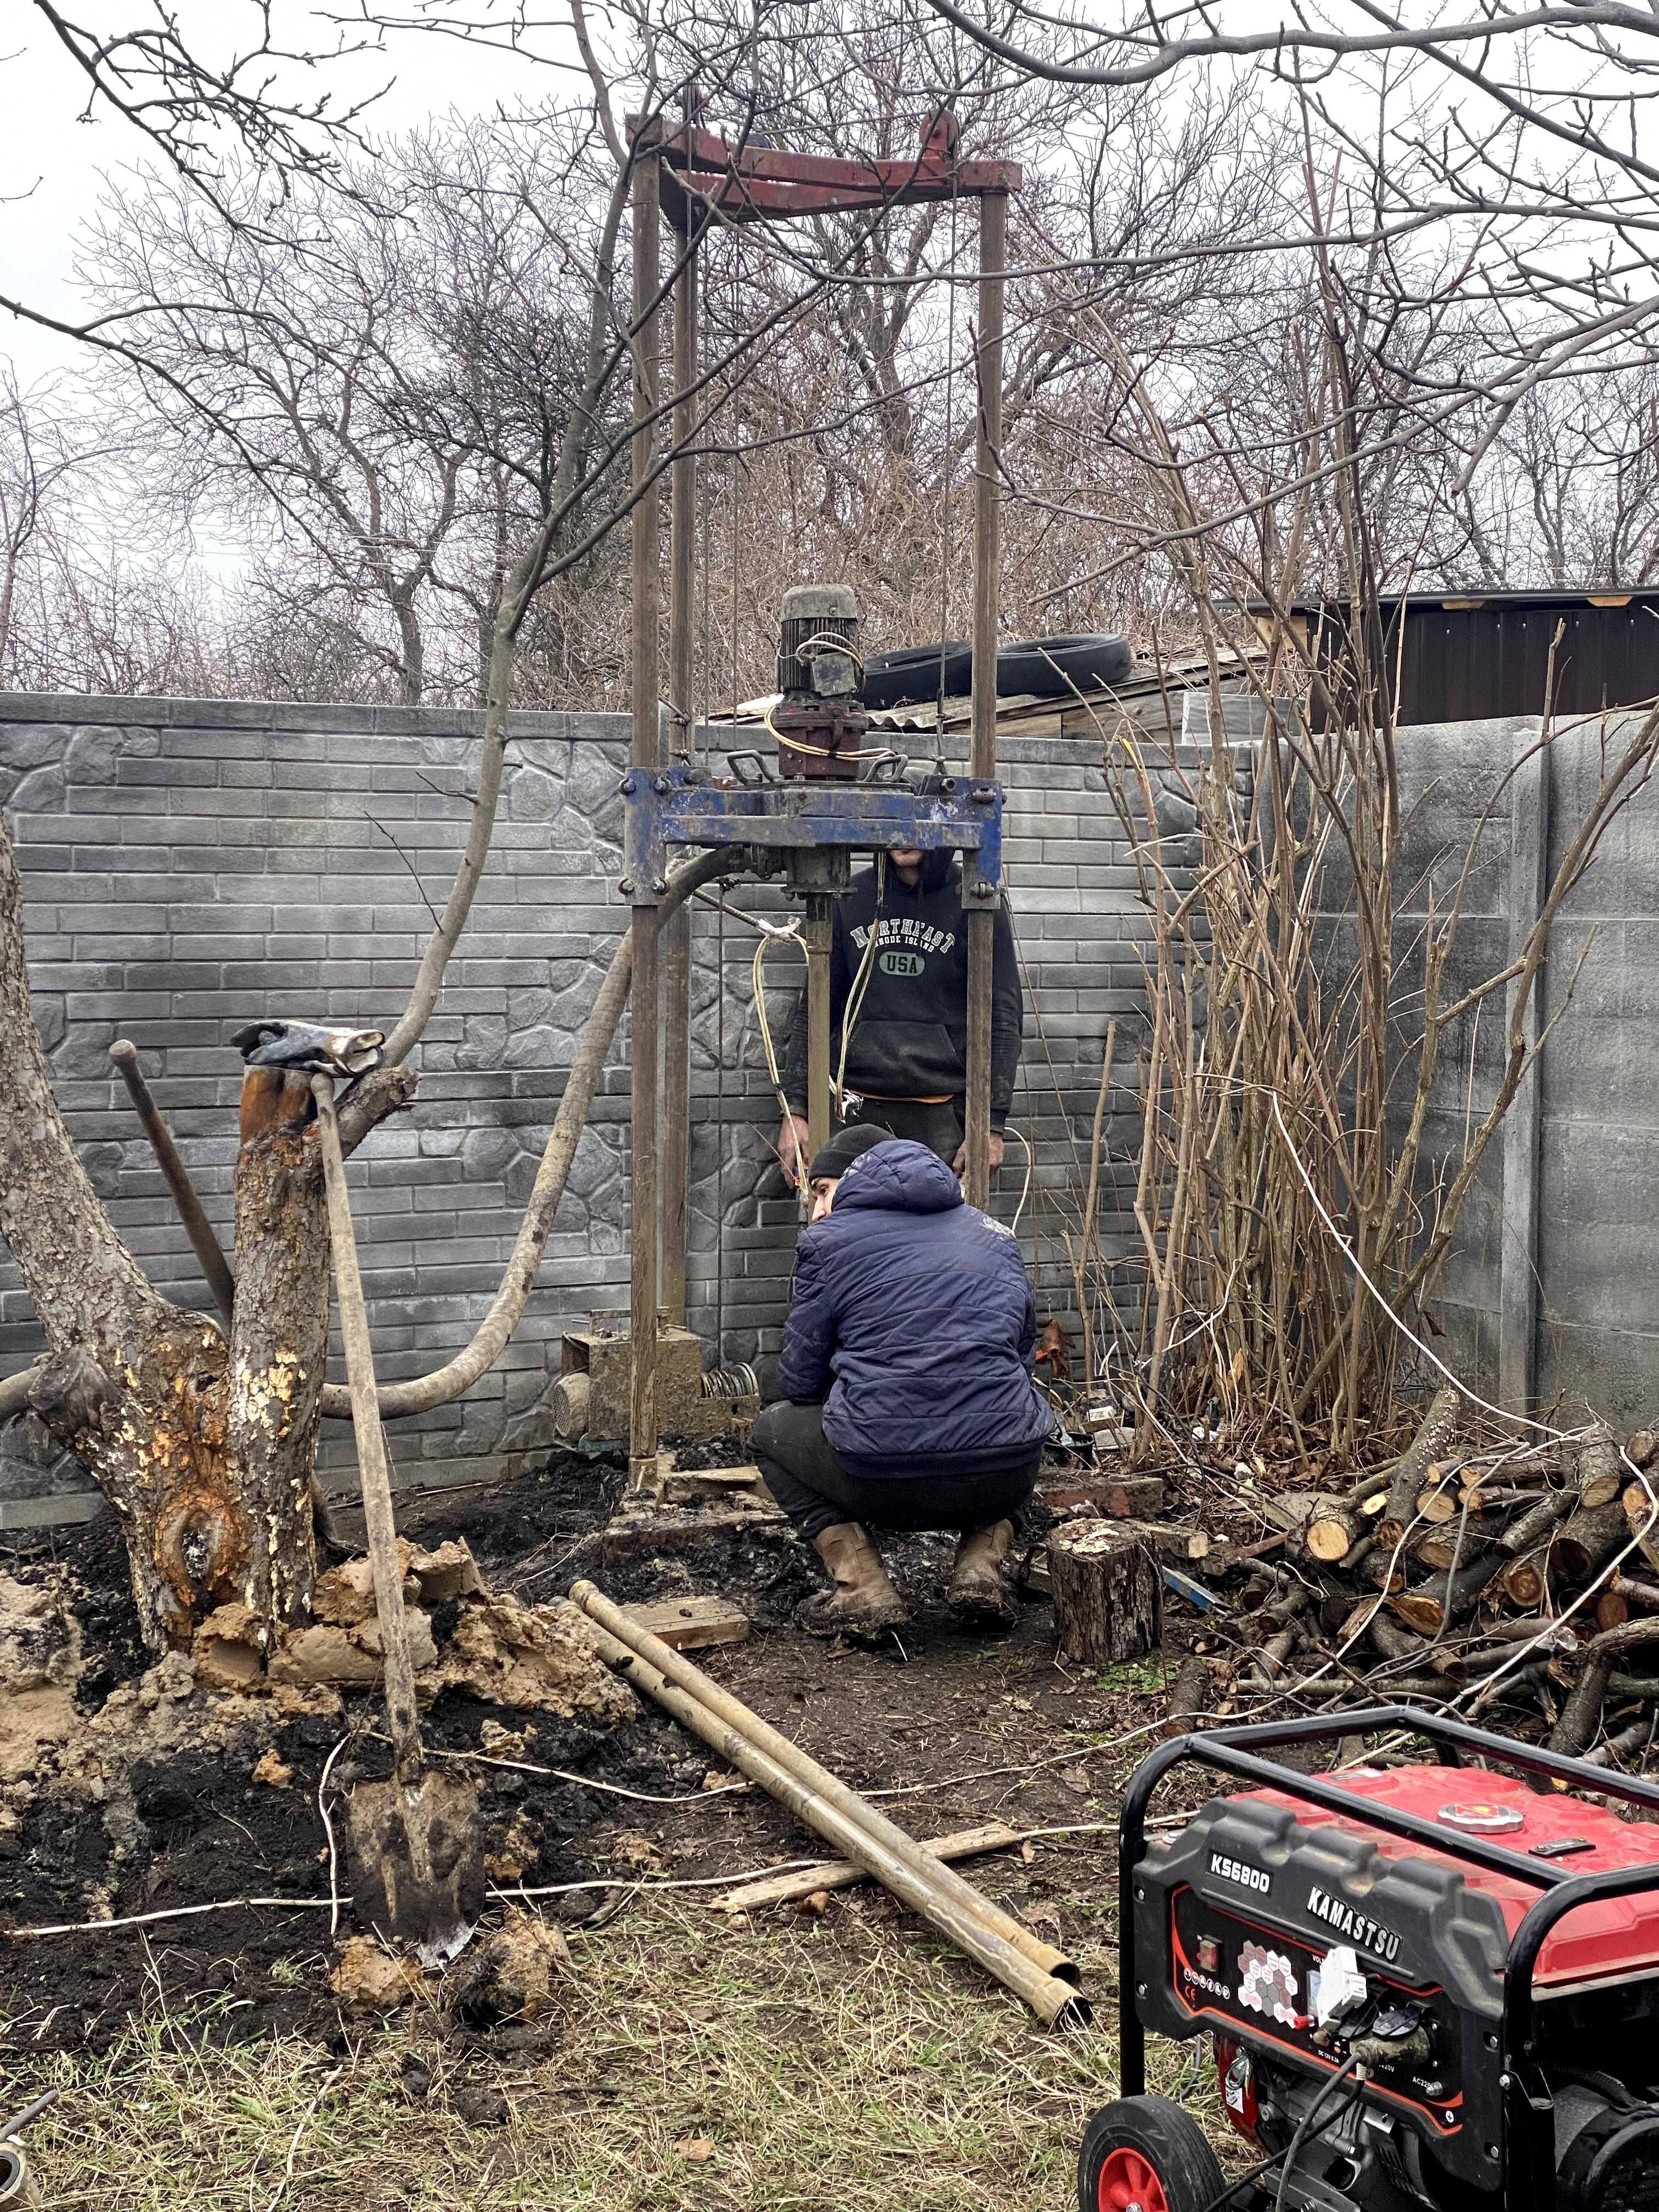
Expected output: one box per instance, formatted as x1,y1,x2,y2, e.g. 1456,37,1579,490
1288,592,1659,726
1392,599,1659,725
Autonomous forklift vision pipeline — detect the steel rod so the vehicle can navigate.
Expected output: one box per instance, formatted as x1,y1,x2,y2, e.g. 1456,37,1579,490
661,176,699,1327
574,1586,1085,2027
804,893,834,1159
628,121,664,1487
108,1039,236,1323
572,1579,1079,1988
963,189,1006,1211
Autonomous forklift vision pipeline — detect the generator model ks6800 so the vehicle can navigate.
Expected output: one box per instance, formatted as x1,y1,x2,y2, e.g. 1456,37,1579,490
1079,1708,1659,2212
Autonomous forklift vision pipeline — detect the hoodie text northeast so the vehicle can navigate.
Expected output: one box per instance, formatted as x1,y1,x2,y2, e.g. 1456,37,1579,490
781,857,1024,1128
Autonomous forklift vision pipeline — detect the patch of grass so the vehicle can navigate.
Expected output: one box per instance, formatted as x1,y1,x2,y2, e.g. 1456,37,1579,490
5,1900,1211,2211
1093,1660,1167,1698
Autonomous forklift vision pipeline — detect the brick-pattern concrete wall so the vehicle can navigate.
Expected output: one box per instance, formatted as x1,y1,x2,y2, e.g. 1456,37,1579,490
0,694,1179,1498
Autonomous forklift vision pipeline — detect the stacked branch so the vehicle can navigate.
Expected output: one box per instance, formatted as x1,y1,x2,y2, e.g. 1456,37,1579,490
1127,1396,1659,1763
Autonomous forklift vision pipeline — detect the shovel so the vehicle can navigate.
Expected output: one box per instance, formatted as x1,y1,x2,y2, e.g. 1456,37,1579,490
313,1075,484,1966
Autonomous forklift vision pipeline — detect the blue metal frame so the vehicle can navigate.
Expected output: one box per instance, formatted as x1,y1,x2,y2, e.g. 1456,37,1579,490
1117,1705,1659,2212
620,763,1004,902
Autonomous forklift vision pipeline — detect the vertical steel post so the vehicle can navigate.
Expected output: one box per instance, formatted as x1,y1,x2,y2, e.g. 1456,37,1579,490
628,123,664,1488
963,190,1006,1211
662,180,699,1326
804,894,834,1161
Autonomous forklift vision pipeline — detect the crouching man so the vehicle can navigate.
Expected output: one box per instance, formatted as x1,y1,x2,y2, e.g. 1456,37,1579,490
750,1124,1053,1635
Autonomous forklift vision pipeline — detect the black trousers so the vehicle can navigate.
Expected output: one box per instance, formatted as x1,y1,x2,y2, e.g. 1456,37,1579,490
852,1096,964,1165
752,1398,1039,1543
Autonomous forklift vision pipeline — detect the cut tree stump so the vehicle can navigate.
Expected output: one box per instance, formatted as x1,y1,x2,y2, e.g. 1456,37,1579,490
1049,1518,1162,1665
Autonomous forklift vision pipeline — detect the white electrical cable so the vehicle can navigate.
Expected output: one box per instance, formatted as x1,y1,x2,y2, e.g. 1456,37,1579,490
1006,1122,1034,1232
833,849,885,1115
751,919,806,1204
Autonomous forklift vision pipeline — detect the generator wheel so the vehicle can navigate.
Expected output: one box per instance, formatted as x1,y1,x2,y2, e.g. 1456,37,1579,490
1079,2096,1226,2212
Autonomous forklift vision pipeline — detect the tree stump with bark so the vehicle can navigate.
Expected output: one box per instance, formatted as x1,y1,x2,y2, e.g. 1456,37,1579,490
1049,1518,1163,1666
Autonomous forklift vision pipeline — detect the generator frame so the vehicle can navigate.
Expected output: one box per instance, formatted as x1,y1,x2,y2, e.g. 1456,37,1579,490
622,111,1020,1485
1119,1705,1659,2212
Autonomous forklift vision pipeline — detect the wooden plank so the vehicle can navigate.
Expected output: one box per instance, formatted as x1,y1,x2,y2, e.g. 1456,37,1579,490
715,1821,1025,1913
657,1463,775,1506
620,1594,751,1651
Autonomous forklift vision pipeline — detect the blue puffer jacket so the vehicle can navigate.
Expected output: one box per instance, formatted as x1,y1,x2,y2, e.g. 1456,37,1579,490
777,1139,1054,1477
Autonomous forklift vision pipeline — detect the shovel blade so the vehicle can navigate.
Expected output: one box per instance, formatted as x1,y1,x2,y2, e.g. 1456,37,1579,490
346,1768,486,1968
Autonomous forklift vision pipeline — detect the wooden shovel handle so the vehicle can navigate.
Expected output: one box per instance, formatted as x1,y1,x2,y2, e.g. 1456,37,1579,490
312,1075,423,1783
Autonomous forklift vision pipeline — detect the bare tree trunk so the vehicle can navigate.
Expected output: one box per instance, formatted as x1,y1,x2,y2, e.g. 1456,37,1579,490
0,808,411,1646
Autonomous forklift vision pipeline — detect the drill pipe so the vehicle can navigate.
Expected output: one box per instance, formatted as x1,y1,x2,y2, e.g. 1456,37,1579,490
572,1580,1084,2014
575,1599,1086,2029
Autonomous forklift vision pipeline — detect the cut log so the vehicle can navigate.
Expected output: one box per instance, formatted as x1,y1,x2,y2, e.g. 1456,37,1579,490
1415,1487,1459,1526
1257,1490,1326,1534
1166,1652,1213,1737
1305,1498,1363,1562
1336,1595,1378,1645
1548,1662,1611,1756
1499,1551,1550,1610
1389,1551,1506,1636
1375,1385,1462,1548
1049,1519,1163,1666
1553,1502,1629,1584
550,1371,590,1441
1581,1718,1652,1770
1627,1427,1658,1472
1575,1424,1623,1512
1417,1531,1493,1575
1368,1615,1425,1663
1355,1549,1406,1596
1610,1573,1659,1614
1496,1488,1573,1556
1246,1624,1299,1688
1596,1591,1632,1634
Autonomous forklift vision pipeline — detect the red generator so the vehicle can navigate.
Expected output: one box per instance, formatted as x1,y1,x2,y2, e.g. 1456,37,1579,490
1080,1708,1659,2212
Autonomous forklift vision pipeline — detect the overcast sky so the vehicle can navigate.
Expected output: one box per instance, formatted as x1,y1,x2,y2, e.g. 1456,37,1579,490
1,2,578,385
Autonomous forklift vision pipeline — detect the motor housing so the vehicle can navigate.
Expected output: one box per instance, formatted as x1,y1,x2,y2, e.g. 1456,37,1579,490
773,583,868,782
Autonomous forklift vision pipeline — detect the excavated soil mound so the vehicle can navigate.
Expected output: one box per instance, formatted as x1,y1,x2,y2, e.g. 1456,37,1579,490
0,1459,730,2053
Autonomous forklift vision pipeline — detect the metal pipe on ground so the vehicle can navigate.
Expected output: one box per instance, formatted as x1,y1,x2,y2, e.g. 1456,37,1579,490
571,1579,1082,1998
573,1592,1087,2029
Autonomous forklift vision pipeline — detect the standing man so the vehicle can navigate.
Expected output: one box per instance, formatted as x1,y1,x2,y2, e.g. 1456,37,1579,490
751,1125,1053,1635
777,844,1022,1182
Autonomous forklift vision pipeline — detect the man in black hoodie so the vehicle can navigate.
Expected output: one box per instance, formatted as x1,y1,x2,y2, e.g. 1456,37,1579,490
777,844,1023,1181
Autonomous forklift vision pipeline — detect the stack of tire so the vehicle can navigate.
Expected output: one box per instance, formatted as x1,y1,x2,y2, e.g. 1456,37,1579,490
861,633,1132,712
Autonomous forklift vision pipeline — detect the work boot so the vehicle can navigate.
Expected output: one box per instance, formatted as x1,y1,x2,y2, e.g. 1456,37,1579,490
948,1519,1017,1627
801,1522,909,1638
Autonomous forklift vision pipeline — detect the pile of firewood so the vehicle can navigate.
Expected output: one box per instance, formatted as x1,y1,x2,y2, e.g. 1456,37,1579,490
1043,1385,1659,1763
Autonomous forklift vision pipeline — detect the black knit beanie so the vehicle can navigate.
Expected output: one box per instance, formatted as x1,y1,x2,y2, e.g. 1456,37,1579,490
806,1122,889,1182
